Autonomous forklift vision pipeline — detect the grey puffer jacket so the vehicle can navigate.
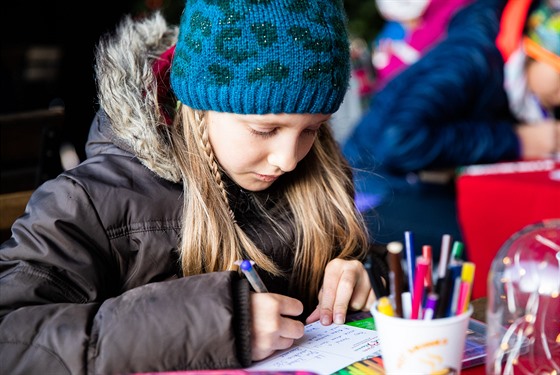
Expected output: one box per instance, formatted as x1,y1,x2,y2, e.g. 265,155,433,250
0,13,257,375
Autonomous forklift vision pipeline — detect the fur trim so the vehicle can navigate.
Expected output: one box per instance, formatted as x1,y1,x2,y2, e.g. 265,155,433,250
95,12,181,182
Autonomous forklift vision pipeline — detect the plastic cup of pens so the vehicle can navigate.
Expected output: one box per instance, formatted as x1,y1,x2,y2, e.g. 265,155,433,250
372,300,472,375
371,238,476,374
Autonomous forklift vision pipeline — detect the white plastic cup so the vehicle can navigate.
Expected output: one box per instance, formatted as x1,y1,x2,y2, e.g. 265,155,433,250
371,301,473,374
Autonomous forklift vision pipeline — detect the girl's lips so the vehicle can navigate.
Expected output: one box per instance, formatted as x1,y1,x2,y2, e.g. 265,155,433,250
255,173,280,182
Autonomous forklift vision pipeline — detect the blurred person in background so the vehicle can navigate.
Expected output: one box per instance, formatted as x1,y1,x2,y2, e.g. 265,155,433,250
371,0,472,93
343,0,559,261
331,37,376,144
500,0,559,131
331,0,470,144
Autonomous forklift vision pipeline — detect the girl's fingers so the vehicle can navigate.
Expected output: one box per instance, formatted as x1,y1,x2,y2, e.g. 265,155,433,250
252,336,296,361
250,293,305,361
279,315,305,340
348,270,375,311
318,259,366,325
305,305,320,324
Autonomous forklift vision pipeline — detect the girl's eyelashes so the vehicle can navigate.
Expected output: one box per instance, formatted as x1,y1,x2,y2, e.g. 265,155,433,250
248,124,322,138
249,127,278,138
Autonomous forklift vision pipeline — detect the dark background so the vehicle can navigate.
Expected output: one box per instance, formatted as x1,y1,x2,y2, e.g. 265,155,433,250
0,0,383,162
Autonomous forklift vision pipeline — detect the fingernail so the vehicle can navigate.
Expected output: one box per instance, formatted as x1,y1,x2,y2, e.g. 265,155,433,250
334,313,345,325
321,316,331,325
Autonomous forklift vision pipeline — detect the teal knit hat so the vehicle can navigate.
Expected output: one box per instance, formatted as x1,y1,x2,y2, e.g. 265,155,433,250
170,0,351,114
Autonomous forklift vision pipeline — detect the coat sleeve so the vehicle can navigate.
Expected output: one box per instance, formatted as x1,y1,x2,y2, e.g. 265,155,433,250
0,177,252,375
343,0,520,174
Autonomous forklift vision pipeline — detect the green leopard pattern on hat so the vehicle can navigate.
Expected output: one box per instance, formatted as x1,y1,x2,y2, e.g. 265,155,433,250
170,0,351,114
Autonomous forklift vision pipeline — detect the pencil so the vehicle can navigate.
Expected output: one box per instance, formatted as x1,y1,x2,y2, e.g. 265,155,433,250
235,259,268,293
387,241,404,318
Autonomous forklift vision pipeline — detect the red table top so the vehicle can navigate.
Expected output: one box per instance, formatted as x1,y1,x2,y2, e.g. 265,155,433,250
463,363,485,375
456,159,560,300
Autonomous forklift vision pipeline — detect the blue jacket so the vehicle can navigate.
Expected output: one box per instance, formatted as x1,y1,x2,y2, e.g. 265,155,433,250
343,0,520,200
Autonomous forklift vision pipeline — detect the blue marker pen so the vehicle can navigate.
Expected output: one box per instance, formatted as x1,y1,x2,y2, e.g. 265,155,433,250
235,259,268,293
404,231,416,293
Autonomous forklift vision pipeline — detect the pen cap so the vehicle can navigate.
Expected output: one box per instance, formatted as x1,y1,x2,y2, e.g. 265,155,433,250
486,219,560,375
240,260,253,271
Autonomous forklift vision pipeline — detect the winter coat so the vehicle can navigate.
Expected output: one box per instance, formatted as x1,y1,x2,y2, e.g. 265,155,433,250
0,12,380,374
343,0,520,199
0,13,256,375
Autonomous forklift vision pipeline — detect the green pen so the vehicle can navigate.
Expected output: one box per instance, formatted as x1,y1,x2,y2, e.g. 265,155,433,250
451,241,464,263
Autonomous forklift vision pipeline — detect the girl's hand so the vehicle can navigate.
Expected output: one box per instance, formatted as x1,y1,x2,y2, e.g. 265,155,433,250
250,293,305,361
305,259,375,326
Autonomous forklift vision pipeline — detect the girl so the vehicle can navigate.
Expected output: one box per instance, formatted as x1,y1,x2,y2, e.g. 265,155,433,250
0,1,387,374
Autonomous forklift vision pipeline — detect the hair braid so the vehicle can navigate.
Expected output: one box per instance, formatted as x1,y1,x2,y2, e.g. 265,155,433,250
171,106,279,277
197,113,236,222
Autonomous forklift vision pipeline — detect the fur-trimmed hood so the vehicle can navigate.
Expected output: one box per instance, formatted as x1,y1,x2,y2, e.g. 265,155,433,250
91,12,181,182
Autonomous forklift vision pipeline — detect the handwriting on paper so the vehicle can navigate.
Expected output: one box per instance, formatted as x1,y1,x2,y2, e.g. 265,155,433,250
248,321,381,375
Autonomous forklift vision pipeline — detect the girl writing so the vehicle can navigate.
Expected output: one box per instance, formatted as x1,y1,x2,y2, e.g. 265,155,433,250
0,1,387,374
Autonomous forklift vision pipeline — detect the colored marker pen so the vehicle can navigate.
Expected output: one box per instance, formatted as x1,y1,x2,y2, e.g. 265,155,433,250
377,296,396,317
404,231,416,295
423,293,438,320
235,259,268,293
387,241,405,318
410,257,428,320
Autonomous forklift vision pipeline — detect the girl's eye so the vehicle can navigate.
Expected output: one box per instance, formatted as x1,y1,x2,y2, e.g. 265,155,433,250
250,127,278,138
248,125,321,138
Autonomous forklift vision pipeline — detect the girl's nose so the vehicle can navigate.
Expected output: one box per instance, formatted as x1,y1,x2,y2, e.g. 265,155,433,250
268,141,298,172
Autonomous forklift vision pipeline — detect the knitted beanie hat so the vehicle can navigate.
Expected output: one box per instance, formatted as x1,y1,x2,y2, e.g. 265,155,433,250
523,0,560,72
170,0,351,114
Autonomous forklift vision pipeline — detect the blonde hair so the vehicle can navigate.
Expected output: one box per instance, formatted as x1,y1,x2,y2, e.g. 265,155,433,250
170,105,369,306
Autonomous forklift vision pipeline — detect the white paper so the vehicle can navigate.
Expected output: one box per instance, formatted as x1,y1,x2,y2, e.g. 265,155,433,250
248,321,381,375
